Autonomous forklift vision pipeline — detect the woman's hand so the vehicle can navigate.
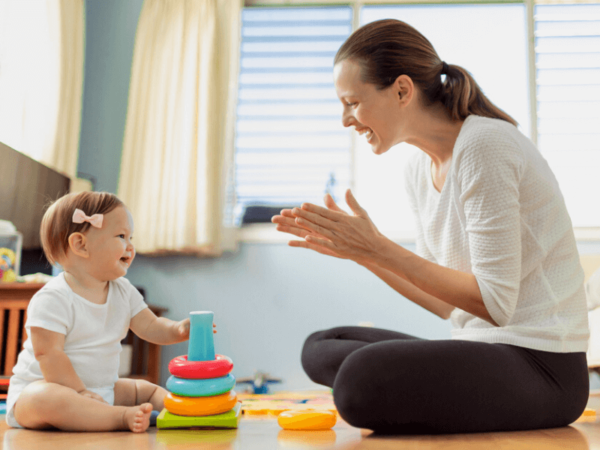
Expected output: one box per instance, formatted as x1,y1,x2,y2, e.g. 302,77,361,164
272,193,349,259
275,189,385,264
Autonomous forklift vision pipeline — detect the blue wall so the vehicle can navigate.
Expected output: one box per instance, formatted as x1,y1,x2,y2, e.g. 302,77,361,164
78,0,144,193
77,0,452,389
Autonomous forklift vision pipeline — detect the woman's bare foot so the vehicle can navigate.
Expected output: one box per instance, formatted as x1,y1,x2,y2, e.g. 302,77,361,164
123,403,153,432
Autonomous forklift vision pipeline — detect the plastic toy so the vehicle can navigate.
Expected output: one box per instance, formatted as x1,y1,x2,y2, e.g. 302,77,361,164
157,403,241,430
166,373,235,397
0,248,16,282
187,311,215,361
237,371,282,394
157,311,240,429
168,354,233,379
164,390,238,416
277,410,337,431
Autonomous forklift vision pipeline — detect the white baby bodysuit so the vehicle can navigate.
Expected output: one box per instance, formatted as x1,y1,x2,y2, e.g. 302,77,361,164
404,115,589,353
6,272,147,417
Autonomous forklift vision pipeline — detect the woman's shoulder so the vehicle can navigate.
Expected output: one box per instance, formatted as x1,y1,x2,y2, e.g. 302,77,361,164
458,115,521,148
453,115,526,169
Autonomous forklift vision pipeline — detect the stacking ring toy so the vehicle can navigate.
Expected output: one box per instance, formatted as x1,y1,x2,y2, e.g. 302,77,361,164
277,410,337,431
166,374,236,397
168,354,233,379
164,391,238,417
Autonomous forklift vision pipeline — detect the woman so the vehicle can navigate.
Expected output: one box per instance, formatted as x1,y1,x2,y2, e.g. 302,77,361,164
272,19,589,434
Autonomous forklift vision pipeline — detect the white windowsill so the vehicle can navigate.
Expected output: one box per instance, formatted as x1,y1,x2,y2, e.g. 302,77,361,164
239,224,600,243
239,223,416,244
574,228,600,241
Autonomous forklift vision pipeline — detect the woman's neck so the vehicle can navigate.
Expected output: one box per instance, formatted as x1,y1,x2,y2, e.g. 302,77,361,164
405,103,464,168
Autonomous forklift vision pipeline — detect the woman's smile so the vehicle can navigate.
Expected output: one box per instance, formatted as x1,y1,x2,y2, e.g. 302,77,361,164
355,126,374,142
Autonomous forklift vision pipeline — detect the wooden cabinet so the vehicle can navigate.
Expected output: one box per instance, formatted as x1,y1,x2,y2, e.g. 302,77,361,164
0,283,166,385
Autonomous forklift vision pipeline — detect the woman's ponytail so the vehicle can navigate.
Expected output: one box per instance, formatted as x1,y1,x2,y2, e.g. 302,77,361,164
442,64,517,126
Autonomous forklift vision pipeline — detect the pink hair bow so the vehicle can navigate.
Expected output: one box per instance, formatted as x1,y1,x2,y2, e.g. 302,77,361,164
72,209,103,228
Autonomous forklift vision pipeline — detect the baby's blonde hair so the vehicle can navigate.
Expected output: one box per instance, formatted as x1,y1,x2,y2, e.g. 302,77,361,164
40,191,124,265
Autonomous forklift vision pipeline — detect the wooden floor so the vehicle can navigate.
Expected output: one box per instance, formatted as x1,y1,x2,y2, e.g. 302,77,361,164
1,395,598,450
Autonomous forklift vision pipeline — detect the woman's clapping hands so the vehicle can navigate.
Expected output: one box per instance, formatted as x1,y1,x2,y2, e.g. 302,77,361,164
272,189,385,264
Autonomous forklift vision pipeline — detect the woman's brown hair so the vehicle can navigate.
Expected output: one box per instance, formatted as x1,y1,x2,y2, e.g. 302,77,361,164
40,191,124,265
334,19,517,126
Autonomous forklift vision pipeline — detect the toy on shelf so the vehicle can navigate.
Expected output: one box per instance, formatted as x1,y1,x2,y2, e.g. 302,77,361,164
0,248,17,283
157,311,241,429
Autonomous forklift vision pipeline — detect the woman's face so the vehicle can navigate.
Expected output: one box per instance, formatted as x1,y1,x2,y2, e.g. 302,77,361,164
334,59,409,155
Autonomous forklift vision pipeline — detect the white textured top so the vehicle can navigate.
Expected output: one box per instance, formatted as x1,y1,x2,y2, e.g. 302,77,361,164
404,115,589,353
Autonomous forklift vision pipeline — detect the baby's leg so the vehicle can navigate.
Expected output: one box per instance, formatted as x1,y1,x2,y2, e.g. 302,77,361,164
114,378,168,411
13,380,153,432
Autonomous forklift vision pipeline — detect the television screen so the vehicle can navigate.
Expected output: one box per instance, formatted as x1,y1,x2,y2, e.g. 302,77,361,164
0,141,70,259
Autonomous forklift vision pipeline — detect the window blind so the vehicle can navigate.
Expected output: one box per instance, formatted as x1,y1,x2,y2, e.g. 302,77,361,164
234,7,353,223
535,3,600,227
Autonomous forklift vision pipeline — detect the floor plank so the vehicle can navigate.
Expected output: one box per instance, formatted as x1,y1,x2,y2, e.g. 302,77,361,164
0,396,598,450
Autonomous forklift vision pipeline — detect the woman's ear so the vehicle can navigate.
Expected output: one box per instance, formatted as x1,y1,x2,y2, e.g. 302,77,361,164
68,233,89,258
394,74,414,105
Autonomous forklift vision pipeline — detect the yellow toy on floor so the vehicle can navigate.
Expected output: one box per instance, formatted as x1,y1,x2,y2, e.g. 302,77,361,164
278,410,337,431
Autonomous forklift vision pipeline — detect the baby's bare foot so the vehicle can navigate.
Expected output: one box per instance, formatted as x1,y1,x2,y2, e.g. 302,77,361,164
123,403,153,433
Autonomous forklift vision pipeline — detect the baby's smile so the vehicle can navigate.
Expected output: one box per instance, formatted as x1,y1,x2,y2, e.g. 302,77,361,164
120,254,133,266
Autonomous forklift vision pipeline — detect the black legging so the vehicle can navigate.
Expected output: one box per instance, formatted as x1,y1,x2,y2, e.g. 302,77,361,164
301,326,589,434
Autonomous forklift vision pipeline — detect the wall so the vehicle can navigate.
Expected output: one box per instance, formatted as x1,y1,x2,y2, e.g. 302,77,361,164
78,0,145,193
77,0,451,389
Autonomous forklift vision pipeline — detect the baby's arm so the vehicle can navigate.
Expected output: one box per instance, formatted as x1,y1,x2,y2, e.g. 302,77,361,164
129,309,191,345
31,327,105,402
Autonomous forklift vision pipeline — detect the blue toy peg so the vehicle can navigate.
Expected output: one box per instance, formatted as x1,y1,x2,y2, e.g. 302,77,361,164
187,311,215,362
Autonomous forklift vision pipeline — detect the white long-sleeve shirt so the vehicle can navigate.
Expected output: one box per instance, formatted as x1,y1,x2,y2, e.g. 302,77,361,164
404,115,589,353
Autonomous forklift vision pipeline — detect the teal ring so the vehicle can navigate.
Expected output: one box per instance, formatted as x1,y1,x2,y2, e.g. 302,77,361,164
166,373,236,397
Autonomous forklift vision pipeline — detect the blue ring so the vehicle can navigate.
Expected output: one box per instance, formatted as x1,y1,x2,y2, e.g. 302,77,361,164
166,374,236,397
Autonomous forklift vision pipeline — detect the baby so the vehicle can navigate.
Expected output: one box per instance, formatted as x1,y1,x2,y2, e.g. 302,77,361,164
6,191,200,432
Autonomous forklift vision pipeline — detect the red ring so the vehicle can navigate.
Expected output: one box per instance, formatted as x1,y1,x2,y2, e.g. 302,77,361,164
168,354,233,379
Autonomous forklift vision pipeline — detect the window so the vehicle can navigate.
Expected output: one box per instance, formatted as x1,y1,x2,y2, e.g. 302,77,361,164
534,3,600,228
236,1,600,239
234,7,353,224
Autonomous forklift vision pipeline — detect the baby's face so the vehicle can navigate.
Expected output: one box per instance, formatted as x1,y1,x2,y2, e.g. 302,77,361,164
84,206,135,281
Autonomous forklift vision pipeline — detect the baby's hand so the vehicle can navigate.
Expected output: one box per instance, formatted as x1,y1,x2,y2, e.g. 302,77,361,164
175,320,217,340
176,319,190,339
78,389,107,403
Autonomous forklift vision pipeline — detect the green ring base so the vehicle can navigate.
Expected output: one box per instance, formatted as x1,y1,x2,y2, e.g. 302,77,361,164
157,402,241,429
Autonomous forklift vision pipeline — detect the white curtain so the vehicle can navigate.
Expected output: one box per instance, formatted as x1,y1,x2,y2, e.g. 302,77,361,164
118,0,242,256
0,0,84,178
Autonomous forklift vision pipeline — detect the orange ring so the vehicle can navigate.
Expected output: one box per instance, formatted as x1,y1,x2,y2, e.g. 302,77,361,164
168,354,233,379
164,391,238,417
